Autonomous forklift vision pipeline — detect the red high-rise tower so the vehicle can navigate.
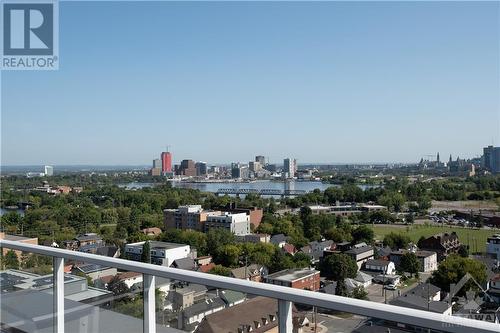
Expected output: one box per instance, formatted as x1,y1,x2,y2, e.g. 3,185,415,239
161,151,172,173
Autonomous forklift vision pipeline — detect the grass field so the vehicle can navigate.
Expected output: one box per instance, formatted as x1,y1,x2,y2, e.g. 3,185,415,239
371,224,500,253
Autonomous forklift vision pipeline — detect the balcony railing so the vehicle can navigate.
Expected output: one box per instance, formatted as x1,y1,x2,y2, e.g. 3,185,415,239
1,239,499,333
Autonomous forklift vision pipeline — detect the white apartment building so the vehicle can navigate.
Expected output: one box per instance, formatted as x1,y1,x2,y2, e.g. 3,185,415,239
124,241,192,267
205,213,250,236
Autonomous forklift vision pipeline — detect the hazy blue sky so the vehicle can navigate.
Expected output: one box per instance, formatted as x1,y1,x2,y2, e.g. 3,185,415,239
2,1,499,165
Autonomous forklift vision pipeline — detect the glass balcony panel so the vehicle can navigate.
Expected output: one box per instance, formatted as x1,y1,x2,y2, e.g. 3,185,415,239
1,250,55,332
62,259,145,333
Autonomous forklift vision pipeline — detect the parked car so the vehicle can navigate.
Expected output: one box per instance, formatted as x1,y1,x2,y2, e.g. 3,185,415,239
384,284,397,290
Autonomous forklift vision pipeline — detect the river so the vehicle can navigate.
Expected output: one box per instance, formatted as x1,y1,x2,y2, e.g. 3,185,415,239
120,180,379,193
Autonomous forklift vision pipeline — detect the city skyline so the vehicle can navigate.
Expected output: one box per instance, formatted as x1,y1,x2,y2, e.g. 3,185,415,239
1,1,499,165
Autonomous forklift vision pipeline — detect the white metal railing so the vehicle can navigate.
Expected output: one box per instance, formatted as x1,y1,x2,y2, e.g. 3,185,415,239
1,239,499,333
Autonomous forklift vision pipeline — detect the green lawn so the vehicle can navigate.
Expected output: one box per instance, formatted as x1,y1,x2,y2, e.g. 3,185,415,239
371,224,500,253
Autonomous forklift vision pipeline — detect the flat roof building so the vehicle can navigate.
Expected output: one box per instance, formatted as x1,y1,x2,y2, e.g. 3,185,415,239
124,241,192,267
205,212,250,236
265,268,320,291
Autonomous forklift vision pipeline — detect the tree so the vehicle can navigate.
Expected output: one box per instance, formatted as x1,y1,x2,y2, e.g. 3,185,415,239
206,229,235,260
430,255,487,292
4,250,19,269
383,232,411,250
458,245,469,258
417,196,432,212
320,254,357,281
219,244,241,267
208,265,232,276
141,241,151,263
400,252,420,278
351,225,374,245
335,279,348,296
293,252,312,268
324,227,351,243
269,250,295,273
351,286,368,300
108,275,130,296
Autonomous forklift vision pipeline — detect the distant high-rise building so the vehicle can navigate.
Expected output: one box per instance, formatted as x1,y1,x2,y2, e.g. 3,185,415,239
231,163,249,179
161,152,172,174
179,159,196,177
483,145,500,174
249,161,262,172
255,155,266,165
283,158,297,179
153,159,161,169
44,165,53,176
195,162,207,176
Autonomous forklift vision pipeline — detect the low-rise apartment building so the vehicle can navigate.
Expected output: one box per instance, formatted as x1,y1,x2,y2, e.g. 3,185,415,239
124,241,193,267
344,243,374,269
204,213,250,236
164,205,221,232
389,250,438,273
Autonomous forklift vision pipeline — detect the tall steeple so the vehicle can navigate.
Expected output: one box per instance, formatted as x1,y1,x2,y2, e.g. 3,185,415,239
437,152,440,164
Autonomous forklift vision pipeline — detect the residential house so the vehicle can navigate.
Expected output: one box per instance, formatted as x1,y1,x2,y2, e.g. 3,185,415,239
95,245,120,258
195,296,306,333
169,284,208,311
71,264,117,282
404,283,441,302
417,232,460,261
236,233,270,243
178,297,226,332
230,264,267,282
62,233,103,253
364,259,396,275
390,294,451,315
219,289,246,307
97,271,143,290
301,240,334,263
283,243,297,256
270,234,287,248
141,227,162,237
171,257,197,271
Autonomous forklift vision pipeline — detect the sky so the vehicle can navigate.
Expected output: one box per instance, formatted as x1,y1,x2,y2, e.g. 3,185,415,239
1,1,499,166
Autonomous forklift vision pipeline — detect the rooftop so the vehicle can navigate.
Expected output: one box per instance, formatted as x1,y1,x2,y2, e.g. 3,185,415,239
126,241,188,250
389,294,450,314
195,296,280,333
266,268,319,282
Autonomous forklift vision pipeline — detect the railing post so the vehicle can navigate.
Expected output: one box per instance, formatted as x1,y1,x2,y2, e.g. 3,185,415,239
53,257,64,333
143,274,156,333
278,299,293,333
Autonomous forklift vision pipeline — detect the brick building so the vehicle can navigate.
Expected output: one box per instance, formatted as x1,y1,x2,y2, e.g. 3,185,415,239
417,232,460,261
265,268,320,291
